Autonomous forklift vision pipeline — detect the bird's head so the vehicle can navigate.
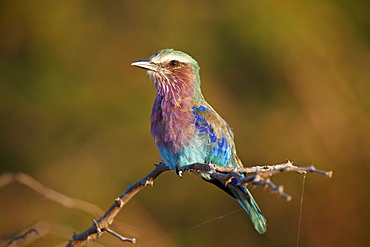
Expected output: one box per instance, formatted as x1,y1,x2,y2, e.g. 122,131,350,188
131,49,203,102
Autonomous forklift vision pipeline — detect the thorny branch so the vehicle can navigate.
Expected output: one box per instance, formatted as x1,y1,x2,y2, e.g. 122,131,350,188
187,161,332,201
66,163,170,247
66,161,332,246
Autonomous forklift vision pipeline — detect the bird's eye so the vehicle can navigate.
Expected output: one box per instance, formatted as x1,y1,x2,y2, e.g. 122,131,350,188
169,60,179,67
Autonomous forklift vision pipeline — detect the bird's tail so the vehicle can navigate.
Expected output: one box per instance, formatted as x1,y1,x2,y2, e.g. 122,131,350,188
227,184,267,234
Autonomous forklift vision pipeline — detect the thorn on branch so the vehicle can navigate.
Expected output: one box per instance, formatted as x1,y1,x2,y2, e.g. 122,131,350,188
93,220,102,235
145,180,154,187
115,198,123,207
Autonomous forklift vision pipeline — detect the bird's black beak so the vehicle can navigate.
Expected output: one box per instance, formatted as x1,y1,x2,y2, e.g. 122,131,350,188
131,59,157,71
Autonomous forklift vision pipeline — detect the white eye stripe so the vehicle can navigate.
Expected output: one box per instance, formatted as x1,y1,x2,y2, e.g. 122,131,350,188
151,54,192,65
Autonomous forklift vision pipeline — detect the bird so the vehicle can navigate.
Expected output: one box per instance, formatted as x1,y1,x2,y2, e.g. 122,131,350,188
131,49,267,234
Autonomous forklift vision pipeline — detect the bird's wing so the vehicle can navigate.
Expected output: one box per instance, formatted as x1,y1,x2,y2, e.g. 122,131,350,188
192,104,242,168
193,104,267,233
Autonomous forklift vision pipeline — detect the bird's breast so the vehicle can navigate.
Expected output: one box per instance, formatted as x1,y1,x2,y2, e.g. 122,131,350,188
150,96,196,153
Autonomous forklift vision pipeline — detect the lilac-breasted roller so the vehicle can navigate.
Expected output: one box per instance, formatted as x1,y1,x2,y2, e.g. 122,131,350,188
131,49,267,234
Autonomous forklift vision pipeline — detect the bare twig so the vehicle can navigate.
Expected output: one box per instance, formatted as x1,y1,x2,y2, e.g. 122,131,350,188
187,161,332,177
5,228,40,247
0,172,104,217
66,161,332,246
186,161,332,201
102,227,136,243
66,163,170,247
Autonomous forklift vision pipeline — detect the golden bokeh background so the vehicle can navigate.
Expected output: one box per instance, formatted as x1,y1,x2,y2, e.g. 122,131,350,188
0,1,369,246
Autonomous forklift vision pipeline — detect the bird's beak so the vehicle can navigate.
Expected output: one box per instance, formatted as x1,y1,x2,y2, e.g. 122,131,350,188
131,59,157,71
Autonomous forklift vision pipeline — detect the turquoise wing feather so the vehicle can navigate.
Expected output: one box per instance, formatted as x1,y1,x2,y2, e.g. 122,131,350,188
192,104,267,234
192,104,241,168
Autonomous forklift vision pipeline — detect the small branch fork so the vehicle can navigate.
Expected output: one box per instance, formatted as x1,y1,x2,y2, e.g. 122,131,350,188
66,161,332,246
66,163,170,247
187,161,332,201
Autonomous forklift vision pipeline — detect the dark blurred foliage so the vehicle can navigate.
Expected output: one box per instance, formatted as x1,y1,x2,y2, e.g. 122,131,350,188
0,0,369,246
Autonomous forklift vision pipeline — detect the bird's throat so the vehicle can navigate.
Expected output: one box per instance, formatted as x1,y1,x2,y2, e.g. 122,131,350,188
150,69,198,153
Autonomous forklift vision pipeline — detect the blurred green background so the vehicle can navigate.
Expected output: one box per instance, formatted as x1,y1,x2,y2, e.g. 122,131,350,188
0,0,369,246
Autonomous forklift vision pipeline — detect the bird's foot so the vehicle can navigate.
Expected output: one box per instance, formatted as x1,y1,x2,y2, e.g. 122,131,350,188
176,167,184,178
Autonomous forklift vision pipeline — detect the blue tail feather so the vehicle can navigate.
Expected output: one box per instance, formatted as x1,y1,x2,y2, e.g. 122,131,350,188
227,184,267,234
